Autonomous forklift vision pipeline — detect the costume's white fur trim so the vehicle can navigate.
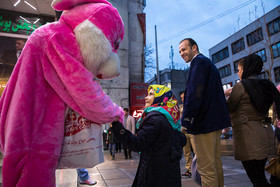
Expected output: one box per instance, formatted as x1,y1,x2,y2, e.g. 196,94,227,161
74,19,112,76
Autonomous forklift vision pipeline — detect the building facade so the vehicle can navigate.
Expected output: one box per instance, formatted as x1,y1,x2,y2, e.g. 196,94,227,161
0,0,146,110
209,6,280,88
101,0,146,109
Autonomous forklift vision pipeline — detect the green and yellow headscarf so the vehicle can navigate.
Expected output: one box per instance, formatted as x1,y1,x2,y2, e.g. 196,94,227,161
136,85,181,131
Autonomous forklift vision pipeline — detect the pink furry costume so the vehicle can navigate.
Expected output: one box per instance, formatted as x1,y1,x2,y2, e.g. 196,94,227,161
0,0,125,186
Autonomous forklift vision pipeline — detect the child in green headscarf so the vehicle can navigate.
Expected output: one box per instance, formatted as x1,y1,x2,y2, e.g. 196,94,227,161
112,85,186,187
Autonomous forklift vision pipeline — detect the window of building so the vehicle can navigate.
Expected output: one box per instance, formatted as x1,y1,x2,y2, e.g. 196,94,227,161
254,48,267,62
271,42,280,58
246,28,263,46
267,16,280,36
274,66,280,83
212,47,229,63
231,38,245,54
218,64,231,78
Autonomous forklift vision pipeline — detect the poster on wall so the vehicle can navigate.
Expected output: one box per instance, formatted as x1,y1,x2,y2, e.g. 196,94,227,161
130,83,148,121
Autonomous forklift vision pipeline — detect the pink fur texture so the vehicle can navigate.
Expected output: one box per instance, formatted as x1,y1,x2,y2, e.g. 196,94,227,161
0,0,124,186
52,0,110,10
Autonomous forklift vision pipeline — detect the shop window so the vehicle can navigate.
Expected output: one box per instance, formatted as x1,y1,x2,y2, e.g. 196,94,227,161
0,9,54,97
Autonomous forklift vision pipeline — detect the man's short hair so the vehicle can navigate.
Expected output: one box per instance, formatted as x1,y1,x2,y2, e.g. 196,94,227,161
16,38,27,43
179,38,199,52
123,108,129,112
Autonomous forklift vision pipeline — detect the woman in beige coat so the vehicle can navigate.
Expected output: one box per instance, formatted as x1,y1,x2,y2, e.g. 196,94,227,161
225,54,280,187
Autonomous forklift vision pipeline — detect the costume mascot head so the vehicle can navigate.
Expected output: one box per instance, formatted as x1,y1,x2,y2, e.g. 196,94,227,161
0,0,125,186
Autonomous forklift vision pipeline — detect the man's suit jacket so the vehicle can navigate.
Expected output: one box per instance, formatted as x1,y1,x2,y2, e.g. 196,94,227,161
181,54,231,134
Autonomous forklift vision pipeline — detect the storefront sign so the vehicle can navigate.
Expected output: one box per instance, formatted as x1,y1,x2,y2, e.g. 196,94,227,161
132,109,144,118
0,16,41,35
0,9,54,36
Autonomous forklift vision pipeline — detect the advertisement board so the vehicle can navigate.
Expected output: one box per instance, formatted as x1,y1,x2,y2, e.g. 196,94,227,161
130,82,148,107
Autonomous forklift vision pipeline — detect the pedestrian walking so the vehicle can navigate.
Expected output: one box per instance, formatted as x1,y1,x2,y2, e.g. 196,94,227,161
123,108,135,159
107,124,117,160
225,54,280,187
179,38,231,187
112,85,186,187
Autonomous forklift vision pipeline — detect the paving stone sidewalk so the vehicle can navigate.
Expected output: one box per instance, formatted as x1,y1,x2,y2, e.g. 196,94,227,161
55,150,270,187
0,150,271,187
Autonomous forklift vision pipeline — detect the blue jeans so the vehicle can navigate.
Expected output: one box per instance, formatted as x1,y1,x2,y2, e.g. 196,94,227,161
77,168,89,182
109,143,116,157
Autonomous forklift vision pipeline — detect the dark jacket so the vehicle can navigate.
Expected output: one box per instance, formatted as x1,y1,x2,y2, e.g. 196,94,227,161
107,127,116,144
112,111,186,187
181,54,231,134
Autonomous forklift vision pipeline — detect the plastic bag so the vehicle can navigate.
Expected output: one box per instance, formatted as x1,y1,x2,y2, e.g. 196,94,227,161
191,155,202,186
57,108,104,169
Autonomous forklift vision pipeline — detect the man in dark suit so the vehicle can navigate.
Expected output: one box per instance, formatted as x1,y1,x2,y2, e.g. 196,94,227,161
179,38,231,187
